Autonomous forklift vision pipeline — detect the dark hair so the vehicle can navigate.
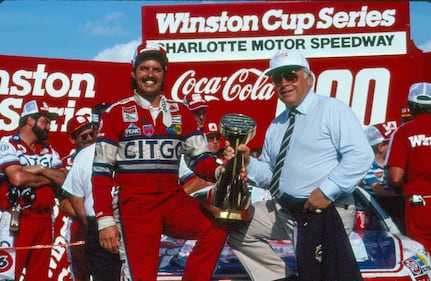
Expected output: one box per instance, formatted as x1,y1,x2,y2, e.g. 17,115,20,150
408,101,431,115
18,114,40,128
133,51,168,72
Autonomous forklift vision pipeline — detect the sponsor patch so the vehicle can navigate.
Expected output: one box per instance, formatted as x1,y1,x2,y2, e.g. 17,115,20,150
122,106,138,122
125,123,141,137
171,115,182,125
143,124,155,137
404,257,422,275
168,103,180,112
174,124,182,135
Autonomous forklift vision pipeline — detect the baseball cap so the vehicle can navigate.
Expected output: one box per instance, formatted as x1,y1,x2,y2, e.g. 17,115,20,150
365,121,398,146
408,82,431,105
204,120,220,137
67,115,92,136
265,50,310,76
20,100,59,120
132,41,168,71
184,93,209,111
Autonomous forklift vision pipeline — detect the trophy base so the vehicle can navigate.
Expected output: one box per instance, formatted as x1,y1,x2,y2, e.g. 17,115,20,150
205,204,253,221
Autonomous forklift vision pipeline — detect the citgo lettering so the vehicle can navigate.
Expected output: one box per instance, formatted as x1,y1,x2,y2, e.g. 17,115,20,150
124,139,182,160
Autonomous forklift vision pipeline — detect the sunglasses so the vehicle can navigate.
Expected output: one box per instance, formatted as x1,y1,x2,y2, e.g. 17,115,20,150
271,70,299,87
78,131,95,141
206,134,221,141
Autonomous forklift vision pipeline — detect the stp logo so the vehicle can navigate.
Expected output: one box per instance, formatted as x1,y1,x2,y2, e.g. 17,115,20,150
0,250,13,272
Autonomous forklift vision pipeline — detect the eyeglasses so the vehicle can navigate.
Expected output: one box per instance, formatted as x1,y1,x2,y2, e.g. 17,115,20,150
271,70,299,87
78,131,95,141
206,134,221,141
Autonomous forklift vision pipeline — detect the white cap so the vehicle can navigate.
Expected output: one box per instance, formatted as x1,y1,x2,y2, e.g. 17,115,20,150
20,100,59,120
265,50,310,76
408,82,431,105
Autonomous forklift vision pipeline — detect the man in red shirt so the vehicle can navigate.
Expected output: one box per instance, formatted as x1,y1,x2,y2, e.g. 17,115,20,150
386,82,431,253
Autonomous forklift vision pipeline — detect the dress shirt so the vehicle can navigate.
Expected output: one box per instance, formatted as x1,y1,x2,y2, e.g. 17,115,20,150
248,90,373,201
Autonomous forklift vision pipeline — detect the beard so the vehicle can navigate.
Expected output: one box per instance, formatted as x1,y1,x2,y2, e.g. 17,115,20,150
32,125,49,141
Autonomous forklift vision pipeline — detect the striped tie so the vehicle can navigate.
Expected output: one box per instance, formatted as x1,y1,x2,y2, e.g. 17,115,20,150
268,109,297,197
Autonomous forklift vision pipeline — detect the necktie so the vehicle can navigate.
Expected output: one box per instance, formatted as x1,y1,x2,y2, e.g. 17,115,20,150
268,109,297,197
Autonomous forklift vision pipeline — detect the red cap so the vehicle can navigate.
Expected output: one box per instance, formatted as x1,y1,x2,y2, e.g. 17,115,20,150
204,120,220,136
184,93,209,111
67,115,92,136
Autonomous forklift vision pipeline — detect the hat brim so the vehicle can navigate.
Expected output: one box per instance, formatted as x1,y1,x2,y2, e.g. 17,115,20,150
189,104,209,111
43,112,60,120
265,65,305,76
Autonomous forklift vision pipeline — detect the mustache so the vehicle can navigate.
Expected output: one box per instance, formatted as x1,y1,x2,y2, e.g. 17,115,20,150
142,77,158,83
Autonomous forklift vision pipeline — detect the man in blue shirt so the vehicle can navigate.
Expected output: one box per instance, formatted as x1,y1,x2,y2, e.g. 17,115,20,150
227,50,373,281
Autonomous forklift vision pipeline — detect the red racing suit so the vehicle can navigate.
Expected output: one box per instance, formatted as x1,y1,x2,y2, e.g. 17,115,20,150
0,133,64,280
92,94,227,281
386,114,431,253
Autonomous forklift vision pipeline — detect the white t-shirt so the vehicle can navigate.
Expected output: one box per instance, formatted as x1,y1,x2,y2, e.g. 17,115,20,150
62,144,96,216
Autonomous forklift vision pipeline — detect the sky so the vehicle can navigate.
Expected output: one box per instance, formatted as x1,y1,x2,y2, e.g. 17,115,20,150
0,0,430,63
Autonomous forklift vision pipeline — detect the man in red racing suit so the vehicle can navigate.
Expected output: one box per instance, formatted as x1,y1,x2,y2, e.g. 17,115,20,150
0,100,67,280
92,42,231,281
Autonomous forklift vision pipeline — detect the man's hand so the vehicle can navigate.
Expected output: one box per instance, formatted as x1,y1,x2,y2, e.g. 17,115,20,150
23,165,45,175
224,141,251,166
99,225,120,253
304,188,332,212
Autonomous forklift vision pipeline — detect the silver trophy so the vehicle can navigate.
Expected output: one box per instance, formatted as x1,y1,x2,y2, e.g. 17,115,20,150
208,113,256,221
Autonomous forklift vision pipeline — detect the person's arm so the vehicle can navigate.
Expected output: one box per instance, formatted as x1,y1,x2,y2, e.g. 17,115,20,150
387,166,405,194
183,175,213,194
69,195,88,225
92,112,120,253
5,164,53,189
370,182,400,197
318,102,374,201
24,165,67,188
59,196,78,218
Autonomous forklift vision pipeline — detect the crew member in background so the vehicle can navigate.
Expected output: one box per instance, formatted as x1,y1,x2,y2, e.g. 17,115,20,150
226,50,373,281
386,82,431,253
183,119,225,195
91,42,233,280
204,120,224,161
0,100,67,280
362,121,405,233
61,103,121,281
60,114,95,281
179,93,212,193
61,115,95,170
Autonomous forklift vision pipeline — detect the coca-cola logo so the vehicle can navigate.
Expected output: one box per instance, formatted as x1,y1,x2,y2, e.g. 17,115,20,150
171,68,274,103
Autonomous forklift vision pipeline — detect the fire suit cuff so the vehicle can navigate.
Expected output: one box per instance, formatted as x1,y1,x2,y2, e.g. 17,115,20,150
97,216,116,231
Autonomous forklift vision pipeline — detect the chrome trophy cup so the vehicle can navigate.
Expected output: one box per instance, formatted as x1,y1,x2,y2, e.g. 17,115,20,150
208,113,256,221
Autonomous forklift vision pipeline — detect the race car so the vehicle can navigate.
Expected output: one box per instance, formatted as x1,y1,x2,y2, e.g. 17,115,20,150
157,187,431,281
